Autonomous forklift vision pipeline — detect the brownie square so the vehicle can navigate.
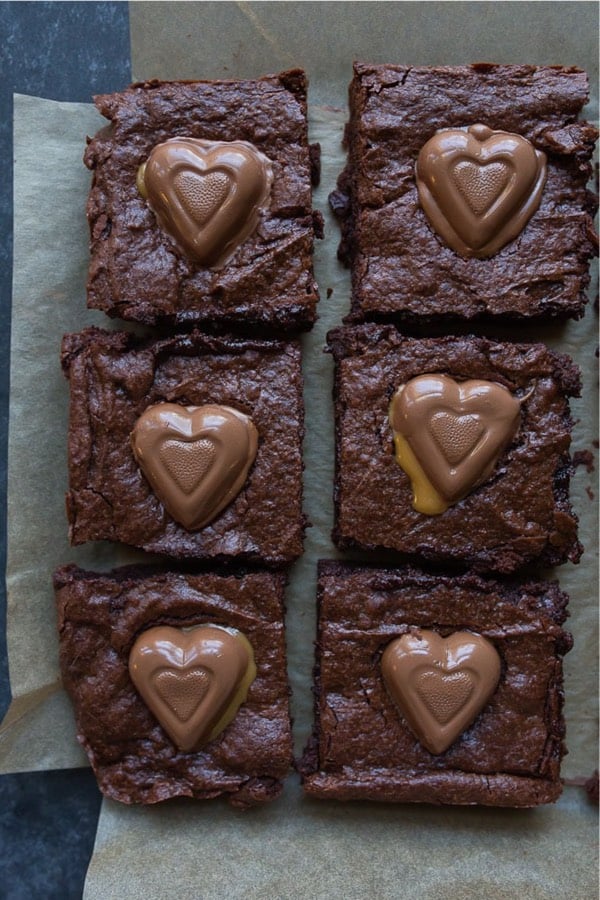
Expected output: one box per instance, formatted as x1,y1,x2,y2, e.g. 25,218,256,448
84,70,322,330
332,63,598,324
62,327,305,565
300,562,572,807
54,564,293,807
328,324,581,574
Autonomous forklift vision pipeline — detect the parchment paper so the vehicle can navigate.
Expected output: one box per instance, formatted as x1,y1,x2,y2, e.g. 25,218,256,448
2,2,598,897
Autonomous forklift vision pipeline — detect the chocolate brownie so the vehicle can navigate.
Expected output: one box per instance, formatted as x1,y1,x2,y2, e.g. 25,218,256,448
54,564,292,807
300,562,572,807
62,327,305,565
328,324,581,574
332,63,598,324
84,70,322,330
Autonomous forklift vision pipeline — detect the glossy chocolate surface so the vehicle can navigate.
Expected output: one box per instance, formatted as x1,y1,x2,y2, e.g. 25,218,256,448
129,624,256,752
416,124,546,258
389,374,522,514
84,72,321,330
141,138,273,267
63,328,305,565
381,629,501,754
131,402,258,531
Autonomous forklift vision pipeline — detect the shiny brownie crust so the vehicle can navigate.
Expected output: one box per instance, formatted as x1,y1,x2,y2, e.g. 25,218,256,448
300,561,572,807
55,564,292,807
332,63,598,324
328,324,581,574
84,70,322,330
62,327,305,565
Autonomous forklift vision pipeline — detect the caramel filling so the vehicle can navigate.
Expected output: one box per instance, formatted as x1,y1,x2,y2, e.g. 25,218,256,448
392,431,448,515
205,629,256,743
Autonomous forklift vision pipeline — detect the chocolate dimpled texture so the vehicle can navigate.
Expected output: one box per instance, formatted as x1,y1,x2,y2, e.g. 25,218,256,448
128,624,256,752
389,374,522,515
415,124,547,258
381,629,501,755
140,137,274,267
131,402,258,531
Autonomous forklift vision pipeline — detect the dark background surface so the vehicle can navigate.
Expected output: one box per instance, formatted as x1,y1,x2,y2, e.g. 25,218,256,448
0,3,131,897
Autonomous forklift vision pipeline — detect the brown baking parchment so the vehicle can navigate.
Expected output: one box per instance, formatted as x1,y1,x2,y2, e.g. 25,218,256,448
1,2,598,897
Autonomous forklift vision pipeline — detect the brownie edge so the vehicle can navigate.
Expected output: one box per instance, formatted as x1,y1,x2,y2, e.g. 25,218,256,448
299,561,572,807
55,564,293,807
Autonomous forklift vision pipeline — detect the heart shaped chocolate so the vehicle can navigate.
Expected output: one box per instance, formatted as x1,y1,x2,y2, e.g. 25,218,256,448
416,123,546,257
429,412,484,466
154,668,211,721
381,629,501,754
129,624,256,751
451,160,511,216
131,403,258,530
140,137,273,267
389,374,521,515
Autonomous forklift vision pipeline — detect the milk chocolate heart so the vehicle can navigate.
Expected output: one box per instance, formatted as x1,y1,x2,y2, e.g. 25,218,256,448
416,123,546,257
139,137,273,267
381,629,501,754
389,374,521,515
131,403,258,530
129,624,256,752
